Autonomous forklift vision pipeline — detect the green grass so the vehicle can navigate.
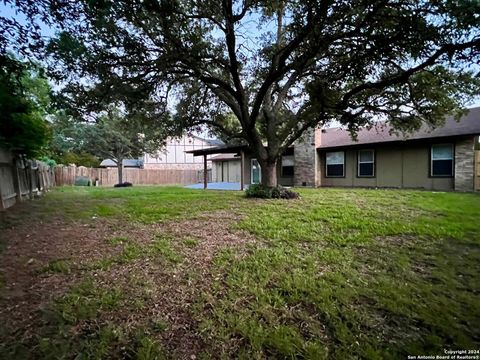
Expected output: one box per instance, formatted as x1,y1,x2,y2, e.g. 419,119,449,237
1,186,479,359
51,278,122,324
39,259,72,274
183,237,199,248
105,236,130,246
0,186,245,228
87,233,182,271
200,189,480,358
150,235,183,263
1,276,167,359
58,186,245,223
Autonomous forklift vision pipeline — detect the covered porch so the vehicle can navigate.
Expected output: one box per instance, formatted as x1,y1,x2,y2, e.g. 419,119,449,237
186,144,250,190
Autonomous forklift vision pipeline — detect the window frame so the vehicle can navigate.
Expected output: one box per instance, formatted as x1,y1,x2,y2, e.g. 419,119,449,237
430,143,454,178
357,149,376,178
325,151,345,178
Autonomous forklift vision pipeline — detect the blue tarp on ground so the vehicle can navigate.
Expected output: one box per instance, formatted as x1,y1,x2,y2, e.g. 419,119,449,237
185,182,244,190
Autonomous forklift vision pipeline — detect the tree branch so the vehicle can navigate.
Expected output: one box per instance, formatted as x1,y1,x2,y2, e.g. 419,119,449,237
339,39,480,108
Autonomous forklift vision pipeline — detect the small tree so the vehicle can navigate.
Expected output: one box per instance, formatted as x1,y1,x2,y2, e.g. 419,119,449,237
77,106,172,184
46,111,101,166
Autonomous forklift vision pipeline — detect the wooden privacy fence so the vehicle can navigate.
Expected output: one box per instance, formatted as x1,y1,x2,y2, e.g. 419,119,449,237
0,149,55,210
55,165,205,186
475,150,480,191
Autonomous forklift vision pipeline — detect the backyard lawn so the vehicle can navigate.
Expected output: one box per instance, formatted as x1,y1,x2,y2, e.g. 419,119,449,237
0,186,479,359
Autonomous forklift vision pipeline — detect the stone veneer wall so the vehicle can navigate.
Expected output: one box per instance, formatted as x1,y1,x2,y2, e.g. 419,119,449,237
293,128,318,187
454,138,475,191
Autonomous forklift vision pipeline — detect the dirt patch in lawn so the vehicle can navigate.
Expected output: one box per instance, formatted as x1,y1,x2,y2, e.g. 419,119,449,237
0,210,257,359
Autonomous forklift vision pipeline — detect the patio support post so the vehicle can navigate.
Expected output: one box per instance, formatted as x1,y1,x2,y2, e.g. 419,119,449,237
203,154,208,189
240,150,245,191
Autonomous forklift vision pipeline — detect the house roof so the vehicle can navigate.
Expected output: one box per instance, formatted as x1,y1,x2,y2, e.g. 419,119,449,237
100,159,143,167
186,143,249,156
318,107,480,150
210,154,239,161
189,135,224,146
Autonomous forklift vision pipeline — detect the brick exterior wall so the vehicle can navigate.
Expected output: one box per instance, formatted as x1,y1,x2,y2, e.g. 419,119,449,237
454,138,475,192
293,128,319,187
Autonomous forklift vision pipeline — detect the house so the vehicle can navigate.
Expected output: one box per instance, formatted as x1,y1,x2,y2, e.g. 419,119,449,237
188,107,480,191
209,147,295,186
99,159,143,168
143,135,222,170
101,135,222,171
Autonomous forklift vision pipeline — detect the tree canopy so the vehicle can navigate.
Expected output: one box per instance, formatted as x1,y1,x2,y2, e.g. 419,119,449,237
44,111,101,166
0,55,51,158
3,0,480,185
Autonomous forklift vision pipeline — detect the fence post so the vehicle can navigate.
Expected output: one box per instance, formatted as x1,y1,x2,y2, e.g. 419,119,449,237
25,160,34,199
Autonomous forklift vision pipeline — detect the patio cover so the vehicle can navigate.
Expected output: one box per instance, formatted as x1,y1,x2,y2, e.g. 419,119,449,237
185,144,250,190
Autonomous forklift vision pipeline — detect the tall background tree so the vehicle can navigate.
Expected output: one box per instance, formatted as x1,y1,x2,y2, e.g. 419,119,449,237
73,105,174,184
0,54,51,158
45,112,101,167
4,0,480,186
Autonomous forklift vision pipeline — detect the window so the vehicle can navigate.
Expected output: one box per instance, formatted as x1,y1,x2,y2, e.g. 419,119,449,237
326,151,345,177
281,156,294,176
357,149,375,177
281,148,294,176
251,159,261,184
431,144,454,177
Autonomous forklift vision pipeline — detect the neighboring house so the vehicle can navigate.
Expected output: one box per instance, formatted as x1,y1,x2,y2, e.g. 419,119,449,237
99,159,143,168
189,107,480,191
100,135,222,171
143,135,222,170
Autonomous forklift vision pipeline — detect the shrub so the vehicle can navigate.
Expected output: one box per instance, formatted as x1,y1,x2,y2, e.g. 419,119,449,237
74,176,92,186
245,184,299,199
114,182,133,188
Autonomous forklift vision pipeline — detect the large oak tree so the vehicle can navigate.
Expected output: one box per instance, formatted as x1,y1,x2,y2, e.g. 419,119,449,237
4,0,480,186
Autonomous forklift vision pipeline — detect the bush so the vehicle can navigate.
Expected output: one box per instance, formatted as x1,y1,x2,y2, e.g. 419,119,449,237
114,182,133,188
74,176,92,186
245,184,299,199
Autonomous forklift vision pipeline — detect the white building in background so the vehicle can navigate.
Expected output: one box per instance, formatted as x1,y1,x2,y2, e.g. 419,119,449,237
142,135,222,170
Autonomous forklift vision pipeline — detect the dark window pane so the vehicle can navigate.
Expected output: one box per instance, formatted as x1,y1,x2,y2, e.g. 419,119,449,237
283,147,294,156
359,163,374,176
282,166,294,176
327,164,344,177
432,160,453,176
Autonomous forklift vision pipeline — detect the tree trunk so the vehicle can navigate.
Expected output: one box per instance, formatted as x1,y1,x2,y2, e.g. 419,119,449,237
260,159,277,187
117,159,124,184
